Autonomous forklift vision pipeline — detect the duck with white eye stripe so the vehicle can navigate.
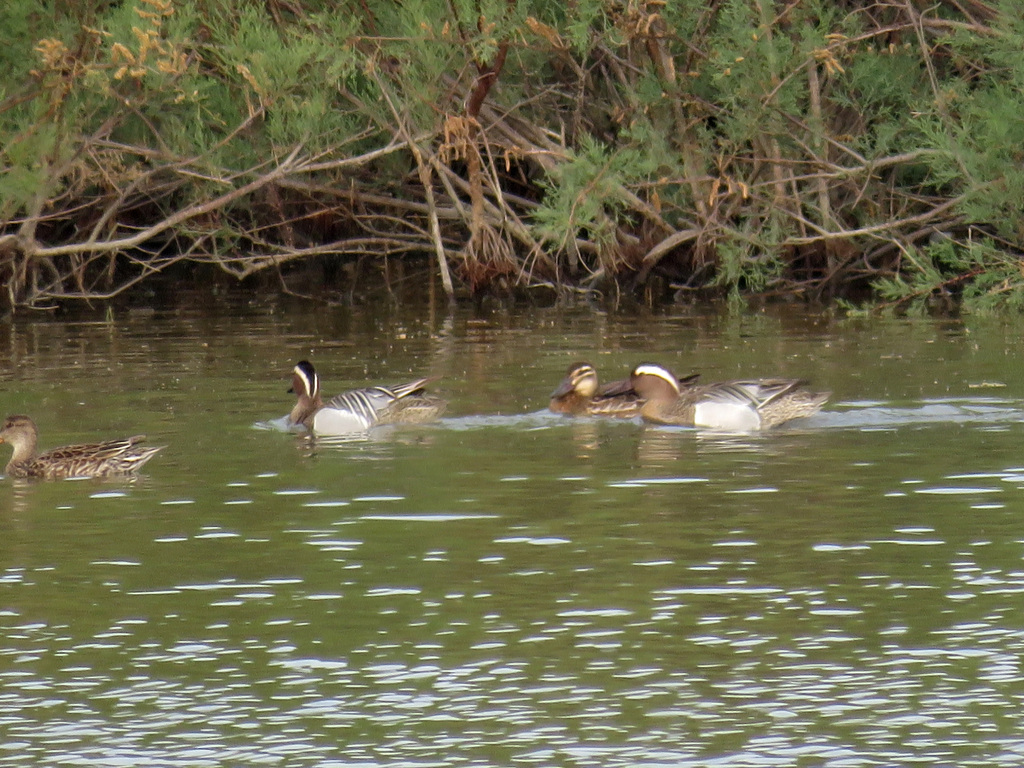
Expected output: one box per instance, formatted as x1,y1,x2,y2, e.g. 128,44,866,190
288,360,446,435
548,361,701,419
629,363,828,431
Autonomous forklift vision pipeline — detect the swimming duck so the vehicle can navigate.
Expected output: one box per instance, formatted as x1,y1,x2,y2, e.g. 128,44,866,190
549,361,700,419
629,363,829,430
288,360,446,435
0,414,164,479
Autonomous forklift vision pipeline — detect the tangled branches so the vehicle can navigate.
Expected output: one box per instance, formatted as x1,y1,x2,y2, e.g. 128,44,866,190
1,0,1019,311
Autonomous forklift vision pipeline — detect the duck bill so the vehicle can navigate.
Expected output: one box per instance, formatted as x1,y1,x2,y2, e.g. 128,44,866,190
550,379,575,398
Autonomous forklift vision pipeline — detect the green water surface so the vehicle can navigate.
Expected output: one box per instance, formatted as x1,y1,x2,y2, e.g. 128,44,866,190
1,298,1023,766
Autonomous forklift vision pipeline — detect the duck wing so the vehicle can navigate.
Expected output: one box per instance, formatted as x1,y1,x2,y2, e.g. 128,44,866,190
699,379,805,410
38,435,149,463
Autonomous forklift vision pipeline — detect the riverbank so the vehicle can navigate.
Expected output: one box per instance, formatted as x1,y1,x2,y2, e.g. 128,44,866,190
2,1,1020,313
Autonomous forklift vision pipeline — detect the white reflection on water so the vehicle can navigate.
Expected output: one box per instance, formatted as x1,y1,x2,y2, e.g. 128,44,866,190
608,477,708,488
304,537,361,552
494,536,570,545
915,486,1002,495
194,529,240,539
360,513,498,522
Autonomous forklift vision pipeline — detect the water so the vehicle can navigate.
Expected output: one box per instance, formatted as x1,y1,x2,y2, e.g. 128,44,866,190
2,298,1024,765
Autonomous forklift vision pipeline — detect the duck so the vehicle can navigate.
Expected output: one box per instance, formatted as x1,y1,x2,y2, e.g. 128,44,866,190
288,360,447,435
629,363,829,431
549,361,700,419
0,414,164,479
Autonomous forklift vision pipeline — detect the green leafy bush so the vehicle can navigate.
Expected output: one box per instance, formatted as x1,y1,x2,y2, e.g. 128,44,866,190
0,0,1022,311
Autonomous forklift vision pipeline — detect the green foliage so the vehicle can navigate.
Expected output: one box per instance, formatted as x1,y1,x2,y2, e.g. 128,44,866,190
532,134,657,257
872,250,947,316
713,240,785,298
869,238,1024,315
562,0,608,55
951,240,1024,314
206,4,365,152
913,1,1024,242
0,3,41,84
937,84,1024,233
3,0,1024,310
0,123,60,219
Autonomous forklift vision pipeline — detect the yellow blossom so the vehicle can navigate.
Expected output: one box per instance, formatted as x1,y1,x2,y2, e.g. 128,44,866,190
111,42,136,64
34,38,68,68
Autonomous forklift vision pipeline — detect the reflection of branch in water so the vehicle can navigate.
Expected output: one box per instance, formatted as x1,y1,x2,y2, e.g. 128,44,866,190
634,427,683,470
296,431,372,459
568,420,602,459
293,426,439,464
8,478,33,516
635,424,777,468
692,429,772,454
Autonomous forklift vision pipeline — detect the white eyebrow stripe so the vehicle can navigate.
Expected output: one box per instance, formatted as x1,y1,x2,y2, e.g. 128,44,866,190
294,366,318,398
633,364,680,394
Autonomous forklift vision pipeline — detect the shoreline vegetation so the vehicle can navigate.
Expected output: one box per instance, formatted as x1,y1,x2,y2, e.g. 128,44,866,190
1,0,1021,314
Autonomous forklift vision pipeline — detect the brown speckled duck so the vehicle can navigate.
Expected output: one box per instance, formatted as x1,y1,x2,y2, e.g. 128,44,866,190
0,414,164,479
629,363,829,431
